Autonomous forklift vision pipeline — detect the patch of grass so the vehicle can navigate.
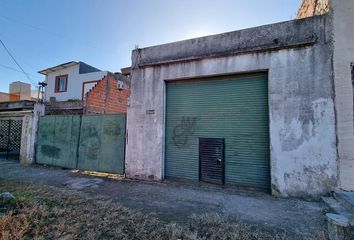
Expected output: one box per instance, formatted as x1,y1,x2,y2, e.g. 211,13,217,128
0,181,33,205
0,180,326,240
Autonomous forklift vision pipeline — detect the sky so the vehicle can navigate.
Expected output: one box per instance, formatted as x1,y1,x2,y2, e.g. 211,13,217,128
0,0,301,92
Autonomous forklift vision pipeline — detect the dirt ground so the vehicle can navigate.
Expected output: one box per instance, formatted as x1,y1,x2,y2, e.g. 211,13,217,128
0,159,328,239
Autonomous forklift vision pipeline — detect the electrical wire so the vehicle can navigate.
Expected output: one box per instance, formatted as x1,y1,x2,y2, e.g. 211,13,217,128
0,63,23,74
0,15,100,51
0,39,36,86
0,63,38,79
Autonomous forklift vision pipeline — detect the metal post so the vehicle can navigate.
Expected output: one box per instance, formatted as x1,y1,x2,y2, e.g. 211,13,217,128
6,120,11,159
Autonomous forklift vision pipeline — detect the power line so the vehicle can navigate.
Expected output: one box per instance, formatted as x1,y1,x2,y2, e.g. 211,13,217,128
0,15,100,51
0,63,38,78
0,39,36,86
0,15,56,36
0,63,23,73
0,14,126,73
0,33,44,74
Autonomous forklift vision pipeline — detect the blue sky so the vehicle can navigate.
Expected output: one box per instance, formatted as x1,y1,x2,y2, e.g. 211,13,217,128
0,0,301,92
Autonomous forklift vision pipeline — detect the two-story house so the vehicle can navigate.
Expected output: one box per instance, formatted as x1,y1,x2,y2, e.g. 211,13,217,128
38,61,130,115
38,61,108,102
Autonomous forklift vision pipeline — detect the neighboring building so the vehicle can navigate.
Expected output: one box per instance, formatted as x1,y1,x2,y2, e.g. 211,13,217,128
0,92,18,102
331,0,354,194
0,101,44,165
85,73,130,114
297,0,354,198
38,61,130,115
38,61,108,102
9,81,32,101
296,0,329,19
0,81,33,102
124,0,354,197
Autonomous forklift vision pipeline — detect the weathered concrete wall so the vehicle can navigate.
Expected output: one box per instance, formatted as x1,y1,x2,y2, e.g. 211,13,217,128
331,0,354,191
125,16,337,197
20,103,44,164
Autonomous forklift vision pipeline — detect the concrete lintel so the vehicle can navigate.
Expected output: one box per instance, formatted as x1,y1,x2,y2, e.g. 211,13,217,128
138,41,316,68
133,15,326,67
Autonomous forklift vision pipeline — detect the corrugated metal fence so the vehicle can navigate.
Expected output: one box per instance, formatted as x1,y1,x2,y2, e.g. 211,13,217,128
36,114,125,174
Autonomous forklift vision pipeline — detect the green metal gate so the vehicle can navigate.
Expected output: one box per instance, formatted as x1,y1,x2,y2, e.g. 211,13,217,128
165,74,270,191
78,115,125,173
36,114,126,174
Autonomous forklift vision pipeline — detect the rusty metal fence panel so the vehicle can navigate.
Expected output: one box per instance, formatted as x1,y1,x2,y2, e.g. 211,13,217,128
36,114,125,174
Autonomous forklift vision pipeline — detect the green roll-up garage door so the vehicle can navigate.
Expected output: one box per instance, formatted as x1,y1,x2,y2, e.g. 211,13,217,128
165,73,270,191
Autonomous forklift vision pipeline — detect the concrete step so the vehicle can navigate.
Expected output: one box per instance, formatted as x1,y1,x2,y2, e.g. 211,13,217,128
322,196,354,227
326,213,354,240
322,197,347,214
334,191,354,215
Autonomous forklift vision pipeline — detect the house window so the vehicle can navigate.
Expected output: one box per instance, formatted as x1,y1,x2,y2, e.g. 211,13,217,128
55,75,68,93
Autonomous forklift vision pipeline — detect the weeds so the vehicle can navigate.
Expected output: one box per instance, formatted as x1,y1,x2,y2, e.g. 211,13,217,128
0,180,326,240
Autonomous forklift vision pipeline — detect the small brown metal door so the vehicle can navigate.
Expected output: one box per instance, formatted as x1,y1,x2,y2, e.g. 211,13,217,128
199,138,224,185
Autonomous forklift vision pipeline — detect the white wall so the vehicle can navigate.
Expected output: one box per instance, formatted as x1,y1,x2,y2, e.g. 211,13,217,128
20,103,44,164
82,82,98,100
332,0,354,191
44,64,107,101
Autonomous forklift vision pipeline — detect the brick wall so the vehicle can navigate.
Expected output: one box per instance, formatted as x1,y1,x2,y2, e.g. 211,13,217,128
86,74,130,114
296,0,329,19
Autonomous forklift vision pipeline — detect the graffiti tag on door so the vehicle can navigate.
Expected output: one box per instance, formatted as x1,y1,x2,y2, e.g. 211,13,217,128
172,116,198,148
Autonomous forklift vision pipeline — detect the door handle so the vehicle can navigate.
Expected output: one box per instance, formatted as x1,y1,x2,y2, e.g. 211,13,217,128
217,158,222,165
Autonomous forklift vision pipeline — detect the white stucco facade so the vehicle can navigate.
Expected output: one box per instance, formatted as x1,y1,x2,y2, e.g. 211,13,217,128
43,63,107,101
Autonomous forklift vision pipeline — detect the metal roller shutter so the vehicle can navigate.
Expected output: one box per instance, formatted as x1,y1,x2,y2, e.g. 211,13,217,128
165,73,270,191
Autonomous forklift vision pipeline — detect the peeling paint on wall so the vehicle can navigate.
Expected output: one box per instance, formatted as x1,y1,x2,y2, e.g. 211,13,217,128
125,15,337,197
271,98,337,197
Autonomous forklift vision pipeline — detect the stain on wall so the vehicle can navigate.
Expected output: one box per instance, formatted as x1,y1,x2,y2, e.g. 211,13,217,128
36,114,126,174
103,119,122,140
41,145,60,158
125,15,337,197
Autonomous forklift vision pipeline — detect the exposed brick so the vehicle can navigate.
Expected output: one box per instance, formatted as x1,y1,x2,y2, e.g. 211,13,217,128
85,74,130,114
